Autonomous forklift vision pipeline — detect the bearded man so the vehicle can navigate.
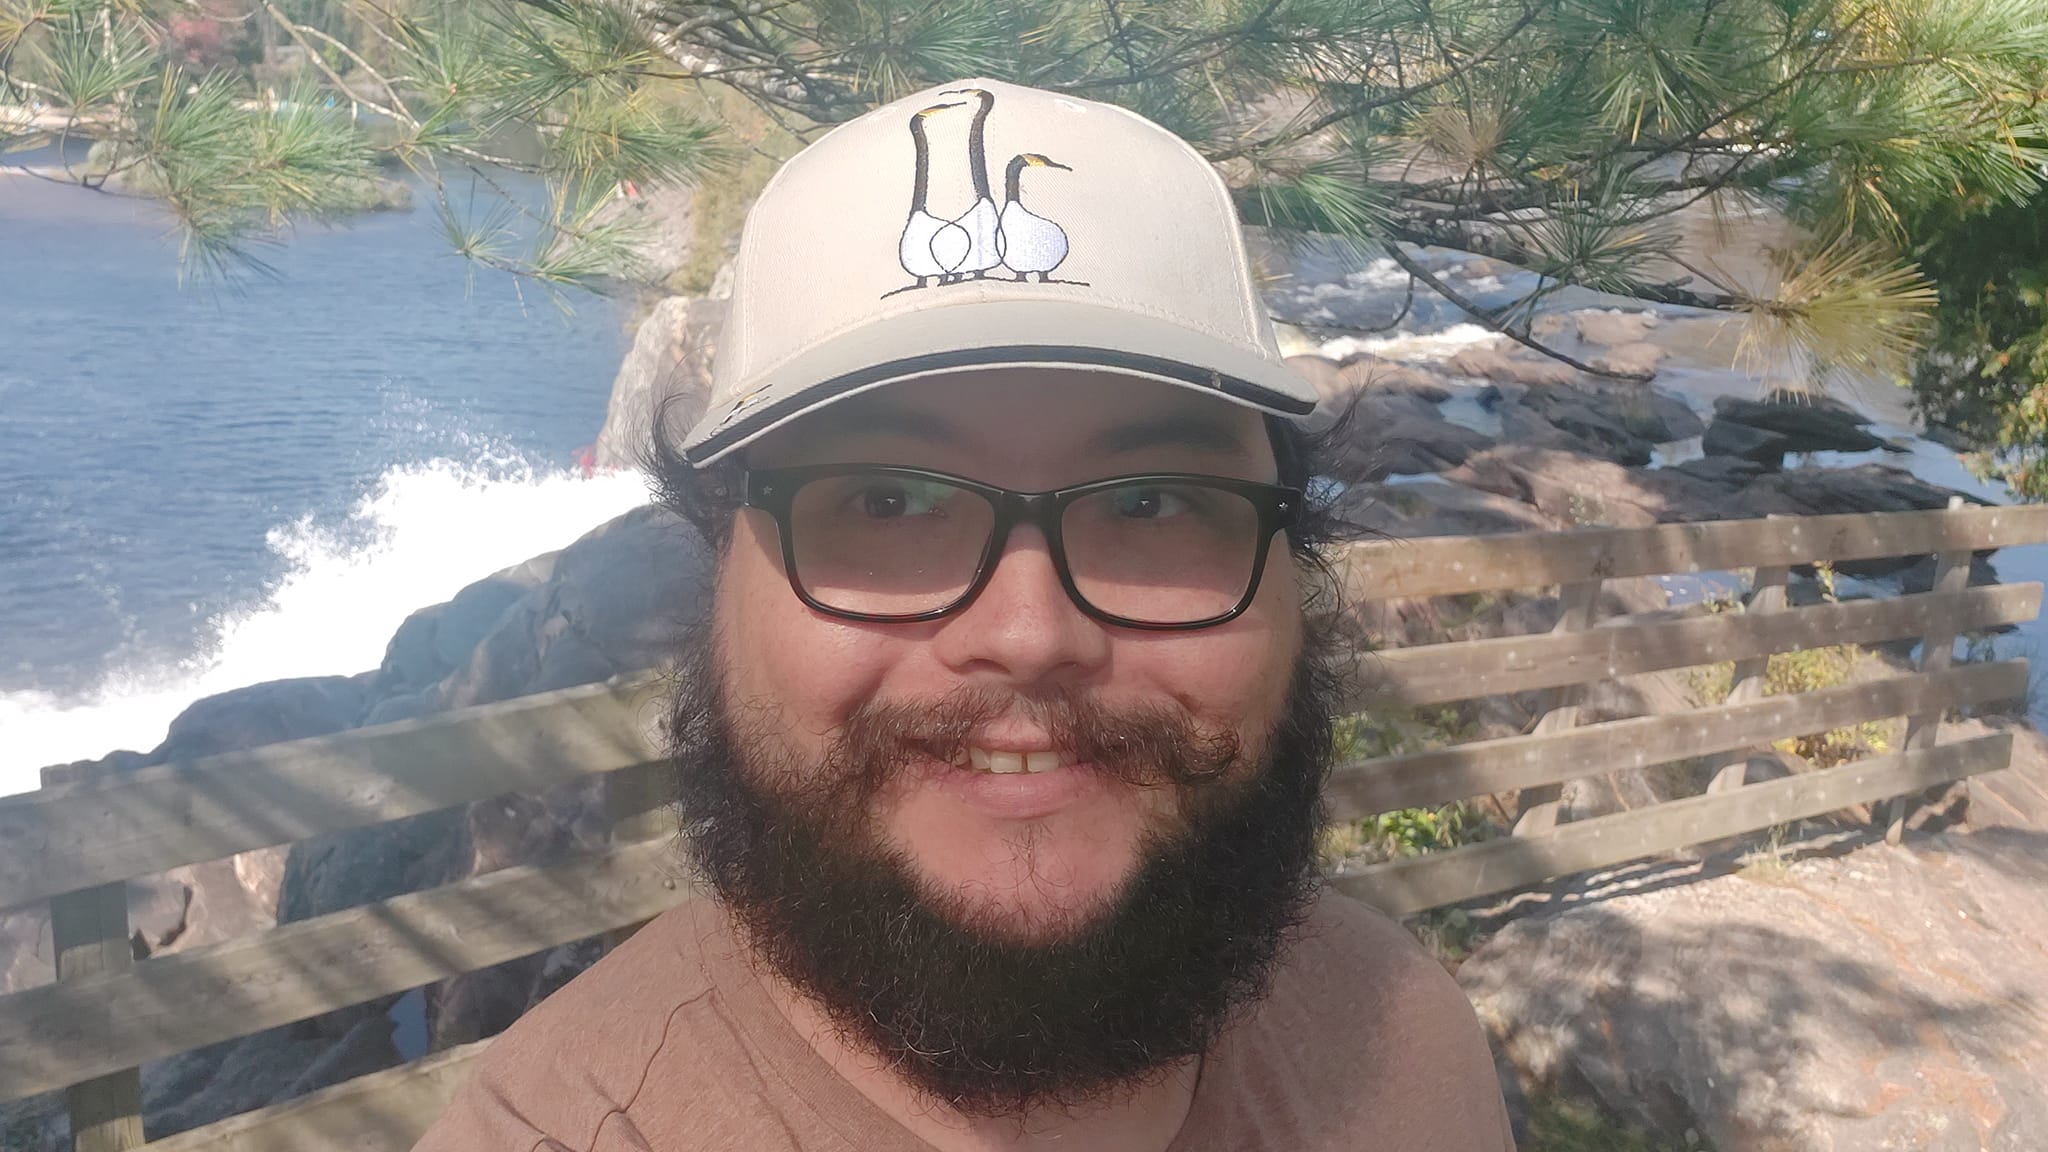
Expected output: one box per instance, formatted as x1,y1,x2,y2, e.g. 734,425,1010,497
417,78,1513,1152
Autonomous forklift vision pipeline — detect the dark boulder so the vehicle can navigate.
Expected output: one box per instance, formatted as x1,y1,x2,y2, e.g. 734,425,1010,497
152,675,370,764
1702,417,1795,467
1710,393,1888,454
1491,383,1703,465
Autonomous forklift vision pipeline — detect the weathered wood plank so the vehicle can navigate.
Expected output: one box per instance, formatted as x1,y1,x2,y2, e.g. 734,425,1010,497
0,838,694,1100
139,1041,489,1152
1511,579,1602,837
1892,531,1974,843
1368,583,2040,708
1706,565,1790,794
1333,732,2014,917
1326,661,2027,820
0,673,667,910
50,883,144,1152
1338,504,2048,601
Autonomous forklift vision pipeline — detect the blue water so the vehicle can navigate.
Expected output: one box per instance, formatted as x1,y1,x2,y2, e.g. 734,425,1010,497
0,166,638,784
0,171,626,693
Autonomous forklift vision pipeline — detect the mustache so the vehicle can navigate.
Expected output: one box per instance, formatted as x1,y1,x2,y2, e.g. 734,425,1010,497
770,686,1245,809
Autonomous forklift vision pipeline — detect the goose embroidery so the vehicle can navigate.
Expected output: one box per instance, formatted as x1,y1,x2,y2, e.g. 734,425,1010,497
998,153,1071,281
940,88,1003,281
897,101,973,288
886,90,1082,296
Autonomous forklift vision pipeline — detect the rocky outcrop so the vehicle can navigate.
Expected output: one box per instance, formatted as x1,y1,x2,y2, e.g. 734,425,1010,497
1487,381,1705,465
592,294,727,471
1702,392,1891,469
1460,828,2048,1150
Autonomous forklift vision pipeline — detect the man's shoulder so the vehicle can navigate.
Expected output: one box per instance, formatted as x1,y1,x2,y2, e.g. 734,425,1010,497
1281,889,1477,1028
1205,890,1512,1150
413,901,726,1151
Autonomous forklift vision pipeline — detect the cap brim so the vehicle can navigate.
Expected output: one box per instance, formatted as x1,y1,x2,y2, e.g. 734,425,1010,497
680,297,1317,466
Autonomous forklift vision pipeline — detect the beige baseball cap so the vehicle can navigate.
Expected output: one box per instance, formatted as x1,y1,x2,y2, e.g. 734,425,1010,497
680,77,1317,465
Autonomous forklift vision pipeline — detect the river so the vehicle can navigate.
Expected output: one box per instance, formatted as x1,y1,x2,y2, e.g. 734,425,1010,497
0,166,649,794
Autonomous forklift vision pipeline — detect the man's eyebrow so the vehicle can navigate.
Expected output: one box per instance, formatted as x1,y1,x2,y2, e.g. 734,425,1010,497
804,402,957,445
1087,414,1255,459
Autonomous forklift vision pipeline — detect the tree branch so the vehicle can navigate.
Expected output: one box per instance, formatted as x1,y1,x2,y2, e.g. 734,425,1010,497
1381,243,1656,381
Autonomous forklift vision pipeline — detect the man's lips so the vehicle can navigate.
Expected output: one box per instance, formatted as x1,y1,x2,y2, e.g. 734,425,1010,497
906,750,1105,821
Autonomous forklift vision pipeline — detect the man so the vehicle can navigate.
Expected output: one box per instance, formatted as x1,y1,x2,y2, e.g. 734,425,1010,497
417,78,1512,1152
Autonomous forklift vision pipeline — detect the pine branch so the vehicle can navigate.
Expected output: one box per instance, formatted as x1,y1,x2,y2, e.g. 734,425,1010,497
1381,242,1657,381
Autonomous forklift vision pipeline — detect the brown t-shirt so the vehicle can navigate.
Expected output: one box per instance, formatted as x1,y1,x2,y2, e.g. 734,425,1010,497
415,891,1514,1151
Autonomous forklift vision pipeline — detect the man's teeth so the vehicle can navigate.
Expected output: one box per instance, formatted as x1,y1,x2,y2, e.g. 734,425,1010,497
963,747,1063,774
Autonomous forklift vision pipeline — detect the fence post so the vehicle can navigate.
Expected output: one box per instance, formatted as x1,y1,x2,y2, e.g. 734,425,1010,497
1706,564,1790,793
1511,578,1604,837
1890,499,1972,844
49,883,146,1152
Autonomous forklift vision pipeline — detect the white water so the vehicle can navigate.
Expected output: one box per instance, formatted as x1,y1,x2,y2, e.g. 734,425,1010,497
0,461,653,795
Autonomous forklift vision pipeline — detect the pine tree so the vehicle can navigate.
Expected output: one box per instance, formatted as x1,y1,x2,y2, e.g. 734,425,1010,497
5,0,2046,402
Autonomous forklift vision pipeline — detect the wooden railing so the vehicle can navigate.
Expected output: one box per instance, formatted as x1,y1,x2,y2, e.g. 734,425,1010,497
2,503,2045,1150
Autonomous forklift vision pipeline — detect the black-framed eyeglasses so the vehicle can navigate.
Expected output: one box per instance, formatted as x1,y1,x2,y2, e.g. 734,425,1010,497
742,465,1302,630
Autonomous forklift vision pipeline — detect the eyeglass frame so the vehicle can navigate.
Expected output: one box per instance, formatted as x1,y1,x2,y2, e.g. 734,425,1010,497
741,464,1304,631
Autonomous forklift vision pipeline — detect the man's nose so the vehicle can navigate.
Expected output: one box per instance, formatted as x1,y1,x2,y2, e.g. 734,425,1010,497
930,523,1111,688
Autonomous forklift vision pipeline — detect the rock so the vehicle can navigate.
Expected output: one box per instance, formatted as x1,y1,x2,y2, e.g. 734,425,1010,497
276,808,470,925
1711,393,1888,454
151,676,368,764
274,1014,401,1101
378,553,558,694
1588,341,1667,378
1334,477,1561,539
1336,413,1496,480
1573,309,1660,347
1444,442,1778,527
1447,345,1582,387
1447,446,1674,527
1486,383,1704,464
592,295,728,471
1702,416,1795,467
437,504,709,709
1734,464,1981,519
1460,830,2048,1150
1664,454,1769,489
144,1024,338,1138
428,936,606,1053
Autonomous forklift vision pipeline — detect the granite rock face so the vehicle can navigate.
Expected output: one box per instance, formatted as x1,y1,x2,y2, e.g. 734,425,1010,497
592,294,728,471
1460,829,2048,1151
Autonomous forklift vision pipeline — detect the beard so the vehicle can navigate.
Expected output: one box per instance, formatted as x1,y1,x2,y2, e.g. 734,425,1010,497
661,606,1341,1118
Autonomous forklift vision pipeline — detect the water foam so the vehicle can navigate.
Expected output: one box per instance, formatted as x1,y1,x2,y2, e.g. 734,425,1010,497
0,460,653,796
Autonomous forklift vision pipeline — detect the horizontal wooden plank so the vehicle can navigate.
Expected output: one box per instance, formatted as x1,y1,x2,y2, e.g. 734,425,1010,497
141,1041,489,1152
1332,731,2013,917
0,673,667,910
1339,504,2048,601
1369,582,2040,707
1328,661,2028,819
0,837,694,1100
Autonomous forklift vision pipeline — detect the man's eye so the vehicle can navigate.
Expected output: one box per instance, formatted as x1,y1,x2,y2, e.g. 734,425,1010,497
1110,486,1189,520
855,481,946,519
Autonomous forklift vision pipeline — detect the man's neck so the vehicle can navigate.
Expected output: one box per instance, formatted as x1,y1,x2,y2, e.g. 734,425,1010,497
751,937,1201,1152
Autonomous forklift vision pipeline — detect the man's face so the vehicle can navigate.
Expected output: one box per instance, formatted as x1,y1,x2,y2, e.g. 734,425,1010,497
716,369,1305,941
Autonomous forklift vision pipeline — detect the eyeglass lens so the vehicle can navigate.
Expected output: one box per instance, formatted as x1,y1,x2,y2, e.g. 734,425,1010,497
785,472,1263,624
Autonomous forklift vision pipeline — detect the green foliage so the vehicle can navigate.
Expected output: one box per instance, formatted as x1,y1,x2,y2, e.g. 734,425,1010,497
2,0,2044,398
1524,1092,1694,1152
1688,567,1898,769
1910,186,2048,499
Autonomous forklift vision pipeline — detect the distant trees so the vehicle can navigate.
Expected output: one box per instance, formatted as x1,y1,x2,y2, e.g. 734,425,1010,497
4,0,2045,453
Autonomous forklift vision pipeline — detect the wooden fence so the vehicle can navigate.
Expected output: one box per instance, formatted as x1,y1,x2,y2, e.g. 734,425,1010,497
2,503,2045,1150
